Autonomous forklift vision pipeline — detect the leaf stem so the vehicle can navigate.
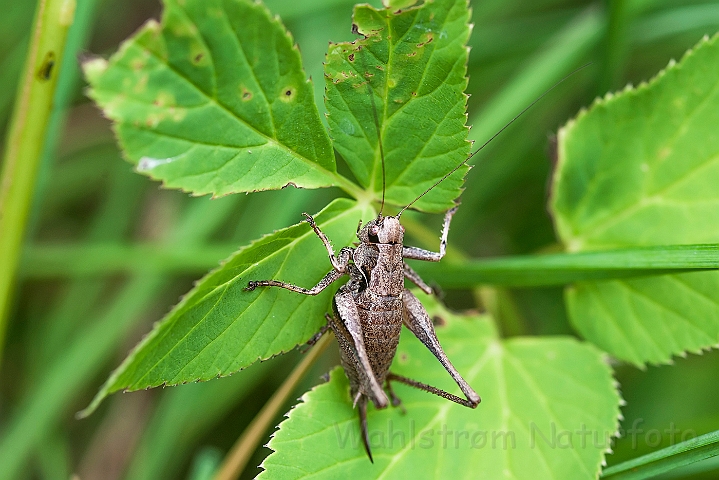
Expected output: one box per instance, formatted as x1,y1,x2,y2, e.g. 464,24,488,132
0,0,75,369
213,334,332,480
332,172,367,202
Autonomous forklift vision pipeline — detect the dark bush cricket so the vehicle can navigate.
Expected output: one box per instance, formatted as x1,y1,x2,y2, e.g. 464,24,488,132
244,47,590,459
243,100,482,460
245,203,480,462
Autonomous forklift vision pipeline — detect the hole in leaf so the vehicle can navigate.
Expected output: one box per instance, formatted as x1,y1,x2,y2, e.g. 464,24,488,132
280,87,296,102
241,87,253,101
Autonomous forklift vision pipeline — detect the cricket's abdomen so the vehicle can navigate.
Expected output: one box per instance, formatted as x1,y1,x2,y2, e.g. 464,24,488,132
355,292,403,385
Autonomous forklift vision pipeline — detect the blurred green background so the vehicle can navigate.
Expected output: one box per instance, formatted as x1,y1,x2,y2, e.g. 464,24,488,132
1,0,719,478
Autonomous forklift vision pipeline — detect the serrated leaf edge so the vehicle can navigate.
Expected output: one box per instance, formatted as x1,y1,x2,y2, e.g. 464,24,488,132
78,199,368,418
551,33,719,251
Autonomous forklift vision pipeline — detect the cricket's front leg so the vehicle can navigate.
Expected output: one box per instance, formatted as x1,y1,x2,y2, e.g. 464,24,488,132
402,204,458,262
303,212,346,271
400,289,481,407
244,243,352,294
245,268,343,295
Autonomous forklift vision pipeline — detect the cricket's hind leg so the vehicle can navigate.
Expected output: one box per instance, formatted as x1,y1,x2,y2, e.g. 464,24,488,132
331,292,390,409
386,373,478,408
385,377,406,414
400,289,481,407
357,394,374,463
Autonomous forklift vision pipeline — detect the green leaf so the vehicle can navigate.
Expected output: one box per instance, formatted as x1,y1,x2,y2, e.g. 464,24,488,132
259,295,621,479
383,0,420,10
79,198,374,417
600,429,719,480
550,34,719,365
324,0,471,212
84,0,340,196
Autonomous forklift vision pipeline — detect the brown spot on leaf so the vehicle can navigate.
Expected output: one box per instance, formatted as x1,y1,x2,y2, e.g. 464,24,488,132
241,86,252,101
194,53,203,63
280,86,296,102
348,53,355,62
131,58,145,70
417,33,434,48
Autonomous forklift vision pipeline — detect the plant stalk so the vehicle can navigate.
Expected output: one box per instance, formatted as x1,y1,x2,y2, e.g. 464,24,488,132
0,0,76,368
213,334,332,480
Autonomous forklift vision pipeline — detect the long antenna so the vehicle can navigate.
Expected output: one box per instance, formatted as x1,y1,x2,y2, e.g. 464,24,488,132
357,48,387,216
398,62,592,216
367,83,386,215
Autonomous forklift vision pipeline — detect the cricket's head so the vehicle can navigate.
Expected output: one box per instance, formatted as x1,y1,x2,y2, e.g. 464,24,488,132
357,215,404,245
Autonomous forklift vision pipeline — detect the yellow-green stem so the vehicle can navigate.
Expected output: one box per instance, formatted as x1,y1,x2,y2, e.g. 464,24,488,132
213,333,332,480
0,0,75,367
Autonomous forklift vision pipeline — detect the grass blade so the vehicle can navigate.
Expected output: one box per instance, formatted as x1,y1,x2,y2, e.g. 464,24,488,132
405,244,719,287
601,429,719,480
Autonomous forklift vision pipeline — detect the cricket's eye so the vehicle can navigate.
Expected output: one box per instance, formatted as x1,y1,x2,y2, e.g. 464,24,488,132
368,225,380,243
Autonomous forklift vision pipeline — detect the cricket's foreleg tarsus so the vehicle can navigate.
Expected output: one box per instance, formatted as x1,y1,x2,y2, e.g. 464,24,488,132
303,212,349,272
403,262,434,296
244,268,345,295
387,373,479,408
402,204,459,262
401,289,481,407
358,395,374,463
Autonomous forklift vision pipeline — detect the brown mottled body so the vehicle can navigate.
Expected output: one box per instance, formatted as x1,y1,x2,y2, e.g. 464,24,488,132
331,242,405,409
245,208,480,461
